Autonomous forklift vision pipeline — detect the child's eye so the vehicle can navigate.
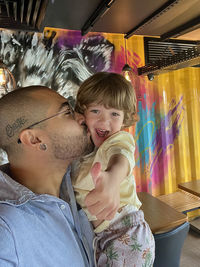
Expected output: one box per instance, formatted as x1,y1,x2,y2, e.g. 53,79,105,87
90,109,99,114
112,112,120,117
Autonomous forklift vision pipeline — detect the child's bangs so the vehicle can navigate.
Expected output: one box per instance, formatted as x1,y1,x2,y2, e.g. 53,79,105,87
94,85,125,110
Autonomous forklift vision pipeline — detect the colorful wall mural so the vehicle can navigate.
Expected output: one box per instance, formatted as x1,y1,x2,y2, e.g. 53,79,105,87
0,28,200,199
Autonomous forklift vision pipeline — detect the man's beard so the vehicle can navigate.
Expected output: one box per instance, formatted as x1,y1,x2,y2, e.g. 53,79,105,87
50,129,94,160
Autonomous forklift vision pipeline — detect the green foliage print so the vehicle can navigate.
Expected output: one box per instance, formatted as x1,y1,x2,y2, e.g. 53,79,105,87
121,215,132,228
105,242,119,266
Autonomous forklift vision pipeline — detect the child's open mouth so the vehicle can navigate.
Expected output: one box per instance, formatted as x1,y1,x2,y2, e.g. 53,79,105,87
96,129,109,137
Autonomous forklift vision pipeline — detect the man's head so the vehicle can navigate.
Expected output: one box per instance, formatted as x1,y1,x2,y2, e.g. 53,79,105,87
0,86,92,163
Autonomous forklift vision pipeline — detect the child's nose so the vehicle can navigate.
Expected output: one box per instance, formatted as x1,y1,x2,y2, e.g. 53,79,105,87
98,113,110,124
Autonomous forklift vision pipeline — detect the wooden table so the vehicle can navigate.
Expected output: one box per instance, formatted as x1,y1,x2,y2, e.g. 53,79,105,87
138,192,188,234
157,191,200,213
178,180,200,198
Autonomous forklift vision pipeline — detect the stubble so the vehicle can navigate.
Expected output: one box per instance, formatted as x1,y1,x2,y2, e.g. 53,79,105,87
50,128,94,160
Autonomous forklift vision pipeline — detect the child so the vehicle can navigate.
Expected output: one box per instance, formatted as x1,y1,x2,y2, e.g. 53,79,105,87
72,72,155,266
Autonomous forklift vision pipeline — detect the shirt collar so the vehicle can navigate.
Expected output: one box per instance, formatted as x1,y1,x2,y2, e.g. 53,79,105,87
0,164,70,206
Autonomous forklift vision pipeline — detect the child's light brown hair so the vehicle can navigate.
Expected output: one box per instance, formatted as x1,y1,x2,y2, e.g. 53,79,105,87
75,72,137,128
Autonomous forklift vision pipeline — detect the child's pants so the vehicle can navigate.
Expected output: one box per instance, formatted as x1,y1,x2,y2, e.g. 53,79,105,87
94,208,155,267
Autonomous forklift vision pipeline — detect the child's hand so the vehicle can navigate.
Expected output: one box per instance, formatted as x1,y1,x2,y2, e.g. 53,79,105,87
84,162,120,220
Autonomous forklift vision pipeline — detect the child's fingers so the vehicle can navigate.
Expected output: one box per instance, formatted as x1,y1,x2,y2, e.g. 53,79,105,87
90,162,102,185
95,207,117,220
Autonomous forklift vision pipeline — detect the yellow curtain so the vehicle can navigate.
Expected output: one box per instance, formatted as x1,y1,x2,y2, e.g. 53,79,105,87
105,33,200,197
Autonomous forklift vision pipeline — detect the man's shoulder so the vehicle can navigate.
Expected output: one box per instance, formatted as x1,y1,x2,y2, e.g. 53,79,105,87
0,203,14,220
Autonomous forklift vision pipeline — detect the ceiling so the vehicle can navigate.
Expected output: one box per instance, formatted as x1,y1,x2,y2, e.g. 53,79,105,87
0,0,200,41
0,0,199,76
42,0,200,41
42,0,200,75
0,0,48,31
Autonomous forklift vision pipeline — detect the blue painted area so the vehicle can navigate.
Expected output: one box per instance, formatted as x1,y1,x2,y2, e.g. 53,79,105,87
135,95,156,170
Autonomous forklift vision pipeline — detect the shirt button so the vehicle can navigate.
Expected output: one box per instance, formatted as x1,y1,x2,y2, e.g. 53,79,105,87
60,204,65,210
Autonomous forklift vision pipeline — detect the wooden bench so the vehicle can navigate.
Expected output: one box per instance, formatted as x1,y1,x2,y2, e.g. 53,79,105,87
157,190,200,214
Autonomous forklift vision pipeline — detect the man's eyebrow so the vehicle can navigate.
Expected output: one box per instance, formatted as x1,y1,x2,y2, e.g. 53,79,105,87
59,102,70,111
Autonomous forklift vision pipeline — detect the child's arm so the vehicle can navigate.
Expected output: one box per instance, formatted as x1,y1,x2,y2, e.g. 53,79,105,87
85,153,129,221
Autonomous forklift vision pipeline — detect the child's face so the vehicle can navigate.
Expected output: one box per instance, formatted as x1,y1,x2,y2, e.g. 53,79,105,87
84,104,124,148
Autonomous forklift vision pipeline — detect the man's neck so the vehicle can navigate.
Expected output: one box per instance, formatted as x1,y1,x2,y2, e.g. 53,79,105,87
10,162,69,197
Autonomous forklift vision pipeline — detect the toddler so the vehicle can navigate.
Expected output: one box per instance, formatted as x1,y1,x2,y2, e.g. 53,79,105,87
72,72,155,267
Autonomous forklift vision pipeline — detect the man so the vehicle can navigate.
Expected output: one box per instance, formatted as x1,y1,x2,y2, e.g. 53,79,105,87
0,86,95,266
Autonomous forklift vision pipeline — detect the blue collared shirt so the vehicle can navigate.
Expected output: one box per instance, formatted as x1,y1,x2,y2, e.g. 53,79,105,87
0,165,94,267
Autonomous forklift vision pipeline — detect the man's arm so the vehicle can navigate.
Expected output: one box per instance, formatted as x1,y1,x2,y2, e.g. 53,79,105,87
85,153,129,220
0,218,18,266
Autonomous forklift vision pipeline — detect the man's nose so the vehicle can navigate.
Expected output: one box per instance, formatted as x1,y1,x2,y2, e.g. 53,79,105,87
75,112,85,125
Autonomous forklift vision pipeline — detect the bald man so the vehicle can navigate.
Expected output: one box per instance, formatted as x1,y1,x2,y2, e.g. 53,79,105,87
0,86,94,267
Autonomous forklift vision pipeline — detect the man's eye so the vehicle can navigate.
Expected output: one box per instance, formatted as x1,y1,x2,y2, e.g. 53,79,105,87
65,109,72,115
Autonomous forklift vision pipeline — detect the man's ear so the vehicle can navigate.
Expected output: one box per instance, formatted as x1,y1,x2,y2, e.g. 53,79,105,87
19,129,41,148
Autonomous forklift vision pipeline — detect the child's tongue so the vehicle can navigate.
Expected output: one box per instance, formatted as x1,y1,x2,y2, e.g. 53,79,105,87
96,129,109,137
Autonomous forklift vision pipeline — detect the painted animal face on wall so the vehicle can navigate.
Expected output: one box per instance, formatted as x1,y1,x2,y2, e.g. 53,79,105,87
0,30,114,97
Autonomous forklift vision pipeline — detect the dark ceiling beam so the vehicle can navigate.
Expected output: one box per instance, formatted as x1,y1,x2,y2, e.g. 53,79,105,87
0,0,48,32
161,15,200,41
36,0,49,30
20,0,24,23
26,0,33,26
13,1,17,21
0,17,38,31
125,0,179,39
81,0,115,36
5,1,9,17
32,0,41,27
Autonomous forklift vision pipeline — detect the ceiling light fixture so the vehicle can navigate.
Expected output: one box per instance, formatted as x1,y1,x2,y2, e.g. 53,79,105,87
147,73,154,81
0,60,16,98
122,36,132,81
